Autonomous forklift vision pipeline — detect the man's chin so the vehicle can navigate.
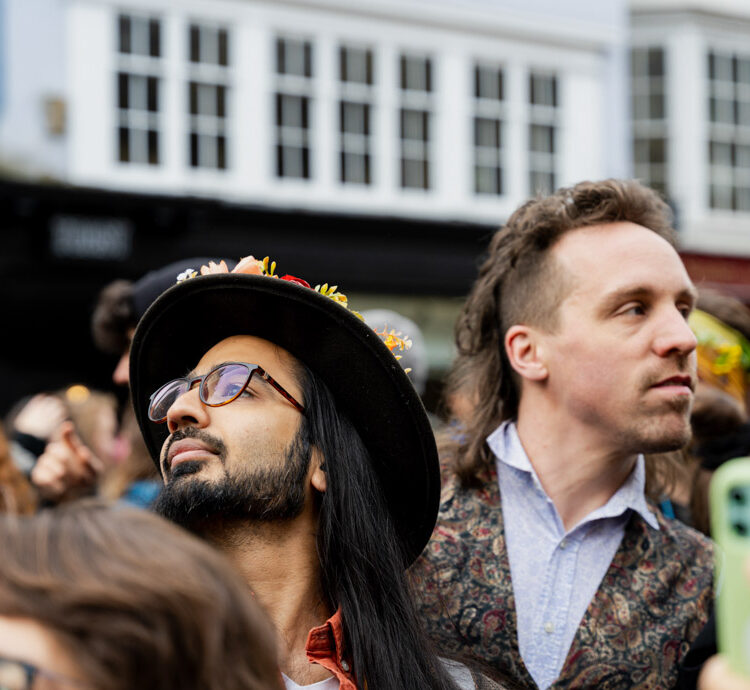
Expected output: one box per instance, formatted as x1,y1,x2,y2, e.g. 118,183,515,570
635,417,692,454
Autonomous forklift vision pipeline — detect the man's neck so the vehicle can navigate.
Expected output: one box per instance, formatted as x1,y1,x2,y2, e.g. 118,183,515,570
515,406,638,532
203,516,334,685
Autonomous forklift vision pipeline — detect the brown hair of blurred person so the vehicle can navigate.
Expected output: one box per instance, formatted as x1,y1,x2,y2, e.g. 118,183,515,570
696,289,750,341
91,280,135,355
0,501,283,690
0,427,36,514
448,179,677,487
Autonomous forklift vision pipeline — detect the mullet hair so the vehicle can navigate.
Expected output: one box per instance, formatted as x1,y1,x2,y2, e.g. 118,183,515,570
299,365,460,689
447,179,677,486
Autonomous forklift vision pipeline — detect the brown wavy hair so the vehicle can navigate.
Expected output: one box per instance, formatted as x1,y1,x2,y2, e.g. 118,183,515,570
447,179,677,486
0,501,283,690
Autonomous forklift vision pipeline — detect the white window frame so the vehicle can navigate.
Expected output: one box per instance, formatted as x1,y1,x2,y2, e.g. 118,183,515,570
473,62,506,196
399,53,433,191
528,70,559,195
275,36,314,180
116,13,162,166
187,21,231,170
707,49,750,212
338,45,375,186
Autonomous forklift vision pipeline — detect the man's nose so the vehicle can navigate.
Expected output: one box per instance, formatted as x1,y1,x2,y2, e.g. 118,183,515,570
165,386,210,433
652,308,698,358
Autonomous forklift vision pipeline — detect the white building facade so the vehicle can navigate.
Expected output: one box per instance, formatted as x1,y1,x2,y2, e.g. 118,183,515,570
0,0,629,225
631,0,750,255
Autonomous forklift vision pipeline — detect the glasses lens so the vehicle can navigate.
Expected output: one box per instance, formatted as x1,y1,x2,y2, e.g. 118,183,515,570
149,379,189,421
0,660,29,690
202,364,253,406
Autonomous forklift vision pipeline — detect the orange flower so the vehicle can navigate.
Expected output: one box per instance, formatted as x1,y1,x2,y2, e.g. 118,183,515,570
200,260,229,275
233,256,265,275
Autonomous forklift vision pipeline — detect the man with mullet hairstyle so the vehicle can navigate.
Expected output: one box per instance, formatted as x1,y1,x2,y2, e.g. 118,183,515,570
411,179,714,689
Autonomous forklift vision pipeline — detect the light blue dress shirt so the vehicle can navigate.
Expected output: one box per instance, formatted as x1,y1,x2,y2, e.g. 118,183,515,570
487,421,660,690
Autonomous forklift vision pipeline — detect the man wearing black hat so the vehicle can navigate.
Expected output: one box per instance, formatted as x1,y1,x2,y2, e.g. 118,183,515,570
129,256,502,689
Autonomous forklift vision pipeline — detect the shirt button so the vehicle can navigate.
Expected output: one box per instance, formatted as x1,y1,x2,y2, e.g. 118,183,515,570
544,622,555,634
341,660,350,672
560,538,568,549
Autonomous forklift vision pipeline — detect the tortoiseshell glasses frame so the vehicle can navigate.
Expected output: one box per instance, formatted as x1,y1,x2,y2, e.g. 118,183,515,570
148,361,305,423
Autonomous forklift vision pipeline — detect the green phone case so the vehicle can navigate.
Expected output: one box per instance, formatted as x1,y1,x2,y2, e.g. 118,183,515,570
710,456,750,677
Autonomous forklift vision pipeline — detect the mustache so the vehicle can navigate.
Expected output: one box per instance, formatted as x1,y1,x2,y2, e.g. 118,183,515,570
642,359,695,390
162,427,227,476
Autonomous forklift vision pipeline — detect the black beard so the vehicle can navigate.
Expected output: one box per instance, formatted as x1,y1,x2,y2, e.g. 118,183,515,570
153,425,311,533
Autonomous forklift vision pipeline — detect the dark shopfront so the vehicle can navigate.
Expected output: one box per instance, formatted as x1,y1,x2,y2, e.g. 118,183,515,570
0,179,494,416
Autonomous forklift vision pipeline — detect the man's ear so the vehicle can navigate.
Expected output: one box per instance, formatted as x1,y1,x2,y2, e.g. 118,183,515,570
504,325,548,382
310,448,327,494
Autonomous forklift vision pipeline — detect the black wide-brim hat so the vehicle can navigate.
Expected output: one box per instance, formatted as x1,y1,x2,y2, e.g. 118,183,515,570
129,271,439,565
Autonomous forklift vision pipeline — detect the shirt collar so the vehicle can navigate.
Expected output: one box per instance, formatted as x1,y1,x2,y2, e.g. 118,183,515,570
305,608,357,689
487,420,660,530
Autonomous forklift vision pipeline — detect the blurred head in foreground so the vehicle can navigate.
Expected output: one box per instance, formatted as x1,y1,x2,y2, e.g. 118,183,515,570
0,502,282,690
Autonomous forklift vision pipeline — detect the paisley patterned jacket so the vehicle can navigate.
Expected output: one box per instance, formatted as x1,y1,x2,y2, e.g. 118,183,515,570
409,464,714,690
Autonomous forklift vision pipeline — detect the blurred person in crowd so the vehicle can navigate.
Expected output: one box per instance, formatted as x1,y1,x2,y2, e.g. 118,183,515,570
0,500,284,690
683,299,750,534
674,294,750,689
129,256,507,690
0,427,35,515
6,394,69,475
650,292,750,534
29,386,119,505
410,179,714,689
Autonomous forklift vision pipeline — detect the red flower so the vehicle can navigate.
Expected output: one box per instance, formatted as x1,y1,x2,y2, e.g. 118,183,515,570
280,275,311,288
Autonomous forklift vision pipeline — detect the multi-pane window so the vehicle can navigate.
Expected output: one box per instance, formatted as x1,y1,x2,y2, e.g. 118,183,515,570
118,15,160,58
707,50,750,211
528,72,558,194
338,46,374,185
189,24,228,66
116,14,161,165
631,47,668,197
399,55,433,190
188,24,230,170
275,38,314,179
473,64,505,195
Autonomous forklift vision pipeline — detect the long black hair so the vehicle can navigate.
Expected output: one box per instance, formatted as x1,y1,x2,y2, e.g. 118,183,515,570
299,364,460,689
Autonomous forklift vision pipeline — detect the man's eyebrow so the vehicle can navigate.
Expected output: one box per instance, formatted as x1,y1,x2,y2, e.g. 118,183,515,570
182,360,234,379
598,284,698,315
182,361,277,391
598,286,652,314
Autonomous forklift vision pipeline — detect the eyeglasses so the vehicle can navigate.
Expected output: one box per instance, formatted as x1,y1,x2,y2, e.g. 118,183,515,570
0,656,88,689
148,361,305,423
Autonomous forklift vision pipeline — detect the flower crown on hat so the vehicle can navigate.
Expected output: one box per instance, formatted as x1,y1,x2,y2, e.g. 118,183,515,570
175,255,413,368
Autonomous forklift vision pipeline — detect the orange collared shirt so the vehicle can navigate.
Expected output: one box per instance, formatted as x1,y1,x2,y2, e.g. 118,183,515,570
304,609,357,689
